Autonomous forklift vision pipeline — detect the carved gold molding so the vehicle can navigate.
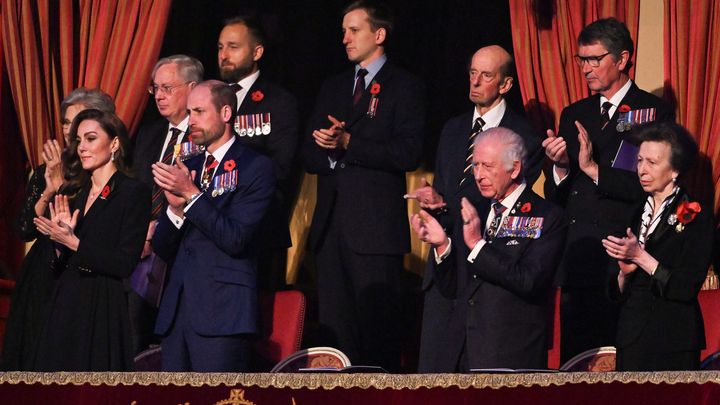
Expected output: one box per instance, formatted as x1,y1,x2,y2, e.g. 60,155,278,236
1,371,720,389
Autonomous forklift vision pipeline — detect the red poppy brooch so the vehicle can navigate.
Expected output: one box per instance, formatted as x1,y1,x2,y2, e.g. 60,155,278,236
668,200,701,232
520,202,532,213
251,90,264,102
367,81,381,118
224,159,236,172
618,104,631,113
100,185,111,200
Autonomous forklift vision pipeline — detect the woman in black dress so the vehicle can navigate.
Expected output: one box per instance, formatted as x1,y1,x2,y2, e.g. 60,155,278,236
33,109,150,371
603,122,713,371
1,89,115,370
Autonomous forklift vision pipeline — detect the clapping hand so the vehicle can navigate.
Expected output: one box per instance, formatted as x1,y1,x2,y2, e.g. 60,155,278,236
410,210,449,253
460,197,483,249
42,139,64,194
33,194,80,251
404,178,446,210
602,228,641,275
312,115,349,150
576,121,599,181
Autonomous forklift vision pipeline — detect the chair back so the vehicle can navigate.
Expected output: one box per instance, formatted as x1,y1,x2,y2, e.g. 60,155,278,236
699,289,720,360
255,290,306,370
0,279,16,355
559,346,616,372
271,346,351,372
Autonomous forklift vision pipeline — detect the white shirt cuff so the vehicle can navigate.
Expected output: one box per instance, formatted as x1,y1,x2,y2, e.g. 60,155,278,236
183,192,203,212
166,206,185,229
328,156,337,169
433,238,452,264
467,239,487,263
552,165,569,185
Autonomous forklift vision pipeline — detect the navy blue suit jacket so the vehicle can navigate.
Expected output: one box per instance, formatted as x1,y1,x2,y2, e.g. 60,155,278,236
433,187,565,370
303,61,426,255
153,137,275,336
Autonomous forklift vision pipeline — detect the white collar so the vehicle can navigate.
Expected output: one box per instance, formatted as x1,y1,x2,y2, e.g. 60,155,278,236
206,135,236,163
496,180,527,212
600,78,633,109
473,98,506,130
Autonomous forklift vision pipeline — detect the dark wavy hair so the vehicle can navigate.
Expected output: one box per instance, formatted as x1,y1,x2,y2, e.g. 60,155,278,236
634,121,698,180
578,18,634,72
61,109,132,196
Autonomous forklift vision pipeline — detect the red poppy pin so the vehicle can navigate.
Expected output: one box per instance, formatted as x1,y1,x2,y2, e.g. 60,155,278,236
670,200,701,232
251,90,264,102
370,83,381,95
100,185,111,200
224,159,236,172
618,104,631,113
520,202,532,213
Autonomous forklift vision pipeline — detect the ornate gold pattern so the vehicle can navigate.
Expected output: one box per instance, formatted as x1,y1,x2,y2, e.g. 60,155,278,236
1,371,720,390
214,389,256,405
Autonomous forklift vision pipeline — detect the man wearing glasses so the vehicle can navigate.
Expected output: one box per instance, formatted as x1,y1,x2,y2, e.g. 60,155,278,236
541,18,674,363
130,55,203,355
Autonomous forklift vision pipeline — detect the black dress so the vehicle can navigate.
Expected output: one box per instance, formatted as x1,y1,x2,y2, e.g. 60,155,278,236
1,165,59,370
34,171,150,371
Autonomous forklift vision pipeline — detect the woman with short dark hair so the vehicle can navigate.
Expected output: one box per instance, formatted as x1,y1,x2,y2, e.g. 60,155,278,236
32,109,150,371
603,122,713,371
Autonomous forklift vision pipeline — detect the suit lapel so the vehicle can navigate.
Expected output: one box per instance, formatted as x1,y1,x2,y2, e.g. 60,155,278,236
79,171,125,231
346,63,391,131
238,75,265,114
645,190,685,247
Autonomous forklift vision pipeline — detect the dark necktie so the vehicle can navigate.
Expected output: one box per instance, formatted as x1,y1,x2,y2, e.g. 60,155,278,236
229,83,242,93
459,117,485,187
485,202,506,240
150,127,183,218
201,155,217,190
600,101,613,130
353,68,368,106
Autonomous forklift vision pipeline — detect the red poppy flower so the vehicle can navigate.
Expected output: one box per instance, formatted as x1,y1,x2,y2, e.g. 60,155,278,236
618,104,631,113
676,200,701,225
100,185,111,199
251,90,264,102
224,159,236,172
370,83,381,95
520,202,532,213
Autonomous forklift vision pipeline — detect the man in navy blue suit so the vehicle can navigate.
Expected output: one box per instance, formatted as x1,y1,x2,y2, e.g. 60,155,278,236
152,80,274,372
302,0,425,371
411,127,564,371
406,45,543,372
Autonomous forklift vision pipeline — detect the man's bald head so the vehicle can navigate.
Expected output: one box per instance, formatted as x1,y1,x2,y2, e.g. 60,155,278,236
473,45,515,79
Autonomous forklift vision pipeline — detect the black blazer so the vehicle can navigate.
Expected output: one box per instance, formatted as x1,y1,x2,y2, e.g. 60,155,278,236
235,74,299,249
303,61,426,255
609,191,713,354
433,187,566,370
545,82,675,287
131,118,189,189
421,105,544,290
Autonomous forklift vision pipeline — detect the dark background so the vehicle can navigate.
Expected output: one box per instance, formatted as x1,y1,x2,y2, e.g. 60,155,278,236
142,0,523,169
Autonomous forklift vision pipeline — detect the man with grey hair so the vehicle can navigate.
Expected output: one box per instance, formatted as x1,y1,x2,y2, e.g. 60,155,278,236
129,54,203,355
411,127,565,371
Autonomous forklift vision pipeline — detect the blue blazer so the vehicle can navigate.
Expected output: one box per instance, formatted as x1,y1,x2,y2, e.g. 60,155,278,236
153,137,275,336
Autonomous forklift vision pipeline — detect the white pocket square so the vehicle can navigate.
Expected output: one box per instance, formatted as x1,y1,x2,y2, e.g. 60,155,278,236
506,239,519,246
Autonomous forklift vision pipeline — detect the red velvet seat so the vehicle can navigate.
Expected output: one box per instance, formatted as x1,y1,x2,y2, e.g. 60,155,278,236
255,290,306,370
0,279,16,355
699,289,720,361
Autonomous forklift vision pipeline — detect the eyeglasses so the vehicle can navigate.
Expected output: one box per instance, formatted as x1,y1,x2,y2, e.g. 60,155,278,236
147,82,190,95
574,52,611,68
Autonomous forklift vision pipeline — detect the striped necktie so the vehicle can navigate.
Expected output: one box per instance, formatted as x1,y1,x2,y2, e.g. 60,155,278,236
484,202,506,239
459,117,485,187
600,101,613,130
150,127,182,218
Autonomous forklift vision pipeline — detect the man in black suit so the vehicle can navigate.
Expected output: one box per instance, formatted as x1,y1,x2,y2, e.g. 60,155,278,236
541,18,674,363
218,16,299,290
302,0,425,371
405,45,544,372
411,127,565,371
129,55,203,355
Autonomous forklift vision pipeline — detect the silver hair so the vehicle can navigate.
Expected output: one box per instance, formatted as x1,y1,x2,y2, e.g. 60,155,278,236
151,54,204,83
60,88,115,119
474,126,527,174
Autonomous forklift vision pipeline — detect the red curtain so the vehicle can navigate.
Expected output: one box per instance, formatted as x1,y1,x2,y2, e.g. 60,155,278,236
1,0,171,167
509,0,640,132
664,0,720,214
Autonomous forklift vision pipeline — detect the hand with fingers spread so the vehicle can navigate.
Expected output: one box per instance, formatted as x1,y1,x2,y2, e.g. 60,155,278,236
541,129,569,179
42,139,64,194
404,178,446,210
410,209,449,253
152,159,198,214
312,114,350,150
575,120,599,181
33,194,80,250
460,197,483,248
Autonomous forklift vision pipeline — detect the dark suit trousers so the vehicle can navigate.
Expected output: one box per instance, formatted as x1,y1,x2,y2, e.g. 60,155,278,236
316,208,403,372
161,293,251,372
560,286,619,363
